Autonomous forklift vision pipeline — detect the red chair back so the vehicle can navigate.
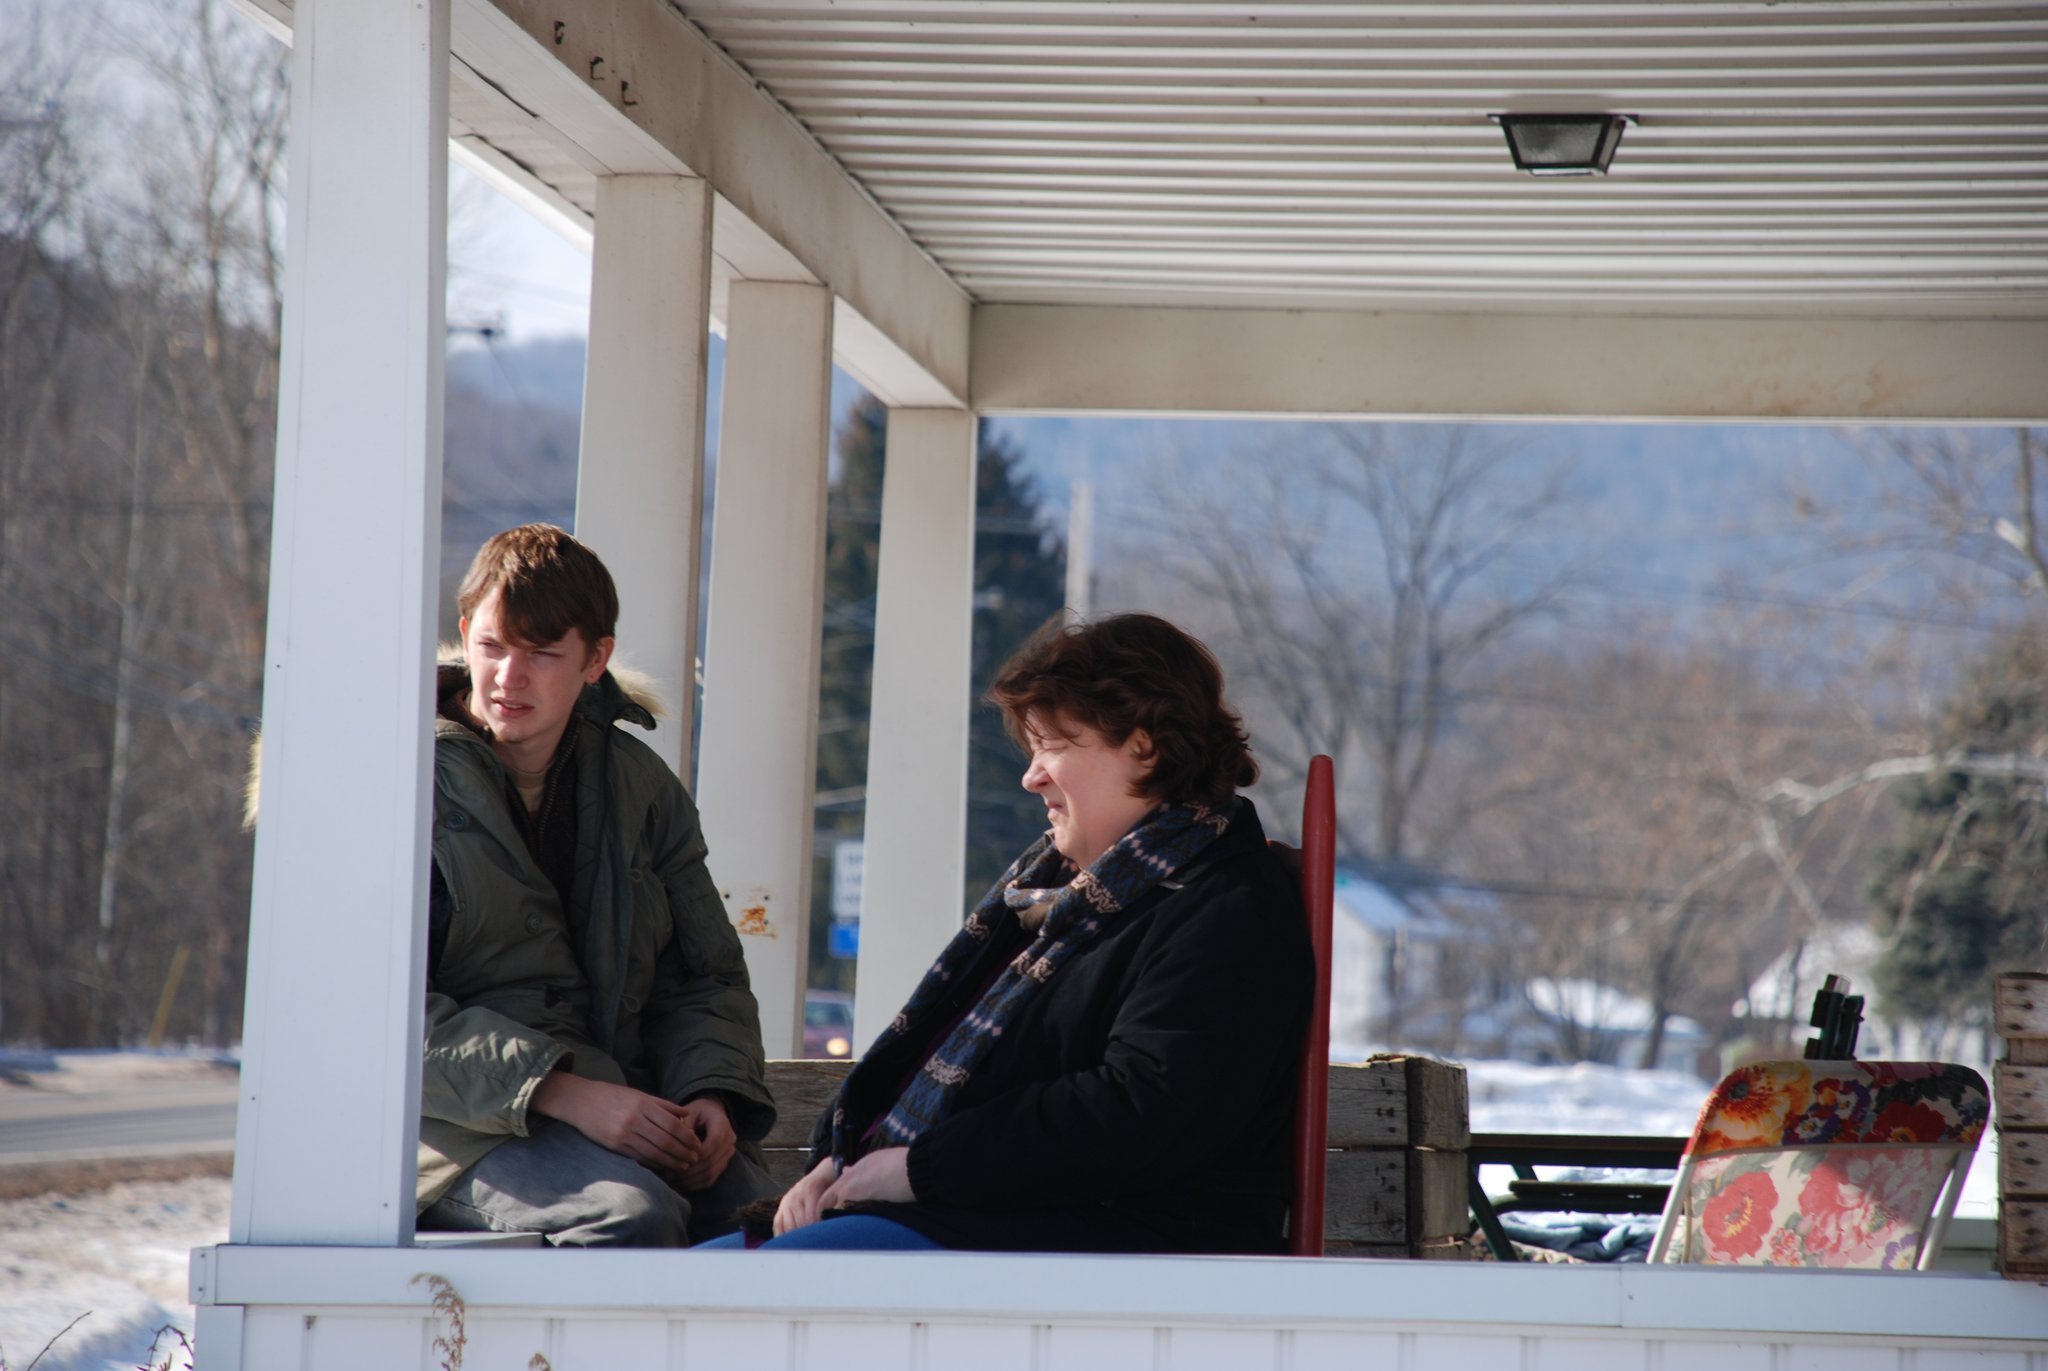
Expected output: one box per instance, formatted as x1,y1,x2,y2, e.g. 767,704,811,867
1289,755,1337,1256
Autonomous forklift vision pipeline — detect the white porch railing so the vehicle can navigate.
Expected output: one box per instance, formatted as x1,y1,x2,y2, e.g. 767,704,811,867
189,1247,2048,1371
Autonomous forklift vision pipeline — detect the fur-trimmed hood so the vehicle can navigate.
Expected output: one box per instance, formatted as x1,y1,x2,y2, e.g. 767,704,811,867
243,652,668,829
432,646,667,733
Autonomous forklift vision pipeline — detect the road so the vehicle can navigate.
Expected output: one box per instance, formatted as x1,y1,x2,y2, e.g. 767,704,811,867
0,1087,237,1162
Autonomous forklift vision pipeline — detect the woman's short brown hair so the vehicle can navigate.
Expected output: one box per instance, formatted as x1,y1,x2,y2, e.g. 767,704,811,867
458,524,619,650
988,613,1258,806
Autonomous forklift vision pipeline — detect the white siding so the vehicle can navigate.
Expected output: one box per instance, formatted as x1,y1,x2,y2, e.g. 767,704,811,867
194,1247,2048,1371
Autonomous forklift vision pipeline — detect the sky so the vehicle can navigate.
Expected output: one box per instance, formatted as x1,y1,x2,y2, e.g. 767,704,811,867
446,162,594,342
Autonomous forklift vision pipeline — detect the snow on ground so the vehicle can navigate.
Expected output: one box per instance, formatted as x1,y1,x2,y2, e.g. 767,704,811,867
0,1050,231,1371
1462,1056,1711,1136
0,1177,222,1371
0,1050,233,1099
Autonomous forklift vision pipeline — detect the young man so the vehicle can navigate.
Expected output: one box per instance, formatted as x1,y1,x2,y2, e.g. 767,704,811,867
416,524,777,1246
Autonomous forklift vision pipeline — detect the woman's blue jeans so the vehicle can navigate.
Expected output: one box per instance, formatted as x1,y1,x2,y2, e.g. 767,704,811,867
696,1214,942,1251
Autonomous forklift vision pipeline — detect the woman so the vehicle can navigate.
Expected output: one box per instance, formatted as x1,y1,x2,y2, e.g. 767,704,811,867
721,613,1313,1253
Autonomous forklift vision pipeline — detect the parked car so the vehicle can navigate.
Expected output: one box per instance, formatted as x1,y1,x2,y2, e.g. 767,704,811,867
803,990,854,1059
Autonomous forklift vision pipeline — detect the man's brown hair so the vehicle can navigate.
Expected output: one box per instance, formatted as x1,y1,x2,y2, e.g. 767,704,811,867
458,524,619,652
988,613,1258,806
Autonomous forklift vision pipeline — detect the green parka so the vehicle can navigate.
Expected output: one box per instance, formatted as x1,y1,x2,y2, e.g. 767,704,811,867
419,664,774,1207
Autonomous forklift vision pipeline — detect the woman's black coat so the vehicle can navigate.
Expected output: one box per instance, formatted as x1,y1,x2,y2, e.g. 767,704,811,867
809,798,1314,1254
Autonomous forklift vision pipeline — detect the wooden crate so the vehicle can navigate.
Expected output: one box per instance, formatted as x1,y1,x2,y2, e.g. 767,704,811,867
1994,972,2048,1067
1999,1131,2048,1200
756,1053,1471,1258
1323,1140,1468,1247
2001,1200,2048,1279
1323,1055,1470,1259
1994,1062,2048,1130
1993,972,2048,1281
1328,1053,1470,1150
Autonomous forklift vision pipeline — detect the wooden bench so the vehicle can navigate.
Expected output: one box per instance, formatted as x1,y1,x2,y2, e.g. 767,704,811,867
758,1052,1468,1258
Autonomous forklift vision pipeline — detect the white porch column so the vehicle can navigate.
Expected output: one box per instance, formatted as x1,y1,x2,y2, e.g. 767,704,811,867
852,410,978,1052
696,282,835,1058
230,0,445,1247
574,175,713,778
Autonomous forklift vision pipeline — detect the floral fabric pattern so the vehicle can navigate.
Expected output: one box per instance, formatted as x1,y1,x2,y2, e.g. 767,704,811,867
1660,1060,1987,1269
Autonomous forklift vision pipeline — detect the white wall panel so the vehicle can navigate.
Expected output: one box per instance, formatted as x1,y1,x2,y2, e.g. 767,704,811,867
926,1322,1037,1371
1292,1329,1403,1370
800,1320,917,1369
1908,1354,2036,1371
1794,1348,1903,1371
1411,1332,1530,1367
1641,1338,1752,1371
237,1310,306,1371
1532,1336,1648,1371
458,1316,554,1369
1044,1325,1158,1371
680,1318,792,1368
556,1318,671,1369
1162,1326,1279,1371
306,1315,426,1370
194,1306,246,1371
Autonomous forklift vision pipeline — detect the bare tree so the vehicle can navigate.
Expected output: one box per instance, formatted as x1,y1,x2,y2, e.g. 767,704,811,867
1450,616,1901,1069
0,10,90,1042
0,0,283,1044
1138,423,1573,867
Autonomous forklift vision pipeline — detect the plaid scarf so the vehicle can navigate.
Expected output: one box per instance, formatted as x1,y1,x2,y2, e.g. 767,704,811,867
833,799,1232,1164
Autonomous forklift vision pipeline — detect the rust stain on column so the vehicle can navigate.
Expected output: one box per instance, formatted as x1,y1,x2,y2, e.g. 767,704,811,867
736,904,776,939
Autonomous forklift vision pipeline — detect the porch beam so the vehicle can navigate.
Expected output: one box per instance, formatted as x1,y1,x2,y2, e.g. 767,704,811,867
232,0,446,1247
697,282,836,1058
453,0,970,408
574,175,714,779
852,410,979,1052
971,306,2048,423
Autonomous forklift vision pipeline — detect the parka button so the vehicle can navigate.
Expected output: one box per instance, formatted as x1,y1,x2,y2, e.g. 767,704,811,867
446,810,468,830
525,913,544,933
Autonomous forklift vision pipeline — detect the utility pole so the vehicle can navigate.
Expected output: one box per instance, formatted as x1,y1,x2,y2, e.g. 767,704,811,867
1065,478,1094,621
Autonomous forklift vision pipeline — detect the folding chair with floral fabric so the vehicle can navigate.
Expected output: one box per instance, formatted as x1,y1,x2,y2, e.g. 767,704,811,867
1648,1060,1989,1269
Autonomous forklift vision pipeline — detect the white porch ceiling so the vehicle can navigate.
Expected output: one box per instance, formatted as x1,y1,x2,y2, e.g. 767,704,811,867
673,0,2048,315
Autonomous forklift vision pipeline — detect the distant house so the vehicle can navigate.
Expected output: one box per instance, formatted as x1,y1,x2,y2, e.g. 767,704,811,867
1328,865,1494,1050
1520,977,1710,1074
1328,865,1715,1071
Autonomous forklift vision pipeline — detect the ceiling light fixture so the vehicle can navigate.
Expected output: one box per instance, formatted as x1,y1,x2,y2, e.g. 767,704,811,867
1491,113,1635,176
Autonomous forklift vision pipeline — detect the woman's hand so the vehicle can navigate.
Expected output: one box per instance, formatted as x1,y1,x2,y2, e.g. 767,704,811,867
819,1147,915,1209
774,1156,838,1236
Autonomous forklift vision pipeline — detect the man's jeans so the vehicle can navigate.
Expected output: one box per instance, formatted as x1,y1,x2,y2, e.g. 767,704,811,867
419,1117,778,1247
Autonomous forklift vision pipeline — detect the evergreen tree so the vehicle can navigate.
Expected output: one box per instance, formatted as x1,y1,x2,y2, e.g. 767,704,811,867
1868,629,2048,1028
964,423,1069,903
808,397,889,991
807,397,1065,991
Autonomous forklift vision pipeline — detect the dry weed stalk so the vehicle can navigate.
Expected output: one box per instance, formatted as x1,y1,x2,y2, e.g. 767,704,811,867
410,1273,468,1371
